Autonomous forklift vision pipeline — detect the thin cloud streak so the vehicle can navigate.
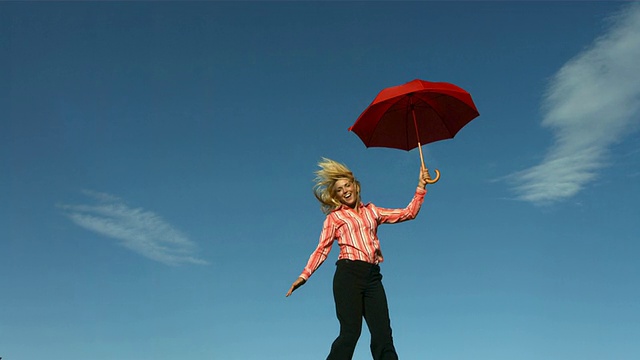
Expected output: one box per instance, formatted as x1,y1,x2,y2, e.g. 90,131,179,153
60,190,208,266
509,3,640,205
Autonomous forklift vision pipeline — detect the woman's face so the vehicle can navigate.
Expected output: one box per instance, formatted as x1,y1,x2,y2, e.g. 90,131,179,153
334,178,357,207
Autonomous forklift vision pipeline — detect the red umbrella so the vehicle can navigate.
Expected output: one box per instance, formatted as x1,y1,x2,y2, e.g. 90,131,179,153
349,79,479,184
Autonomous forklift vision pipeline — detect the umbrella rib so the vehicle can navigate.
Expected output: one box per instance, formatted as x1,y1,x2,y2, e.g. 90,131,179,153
366,109,384,147
405,104,411,150
421,95,456,138
368,99,405,149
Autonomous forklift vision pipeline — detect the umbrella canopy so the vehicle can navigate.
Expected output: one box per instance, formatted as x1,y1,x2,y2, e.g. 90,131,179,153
350,79,479,150
349,79,479,183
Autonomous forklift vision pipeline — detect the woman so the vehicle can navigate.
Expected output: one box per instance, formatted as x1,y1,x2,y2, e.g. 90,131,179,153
286,158,431,360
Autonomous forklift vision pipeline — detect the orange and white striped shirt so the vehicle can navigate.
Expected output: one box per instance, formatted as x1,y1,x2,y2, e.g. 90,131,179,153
299,187,426,280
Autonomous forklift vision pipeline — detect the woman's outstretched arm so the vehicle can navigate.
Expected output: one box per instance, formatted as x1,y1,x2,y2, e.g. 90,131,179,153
375,167,431,224
285,216,337,297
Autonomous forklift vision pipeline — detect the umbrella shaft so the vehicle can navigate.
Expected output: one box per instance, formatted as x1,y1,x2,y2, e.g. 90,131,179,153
410,98,425,169
410,98,423,146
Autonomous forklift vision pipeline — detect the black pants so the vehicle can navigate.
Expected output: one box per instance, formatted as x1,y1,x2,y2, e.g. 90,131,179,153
326,259,399,360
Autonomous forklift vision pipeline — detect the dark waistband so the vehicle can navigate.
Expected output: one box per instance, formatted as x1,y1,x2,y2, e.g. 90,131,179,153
336,259,379,268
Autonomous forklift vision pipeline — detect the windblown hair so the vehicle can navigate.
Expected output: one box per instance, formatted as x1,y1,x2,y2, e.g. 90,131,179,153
313,157,361,214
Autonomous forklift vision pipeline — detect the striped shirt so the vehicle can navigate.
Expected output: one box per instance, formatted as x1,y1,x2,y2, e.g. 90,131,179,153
299,187,426,280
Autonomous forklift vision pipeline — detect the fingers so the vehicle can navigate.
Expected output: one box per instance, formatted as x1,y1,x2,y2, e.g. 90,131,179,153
421,167,431,177
286,282,297,297
285,278,306,297
418,167,431,187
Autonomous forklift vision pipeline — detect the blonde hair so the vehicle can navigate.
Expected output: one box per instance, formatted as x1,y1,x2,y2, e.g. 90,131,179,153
313,158,361,214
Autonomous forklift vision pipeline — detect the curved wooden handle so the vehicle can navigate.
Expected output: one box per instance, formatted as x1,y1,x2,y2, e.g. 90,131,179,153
426,169,440,184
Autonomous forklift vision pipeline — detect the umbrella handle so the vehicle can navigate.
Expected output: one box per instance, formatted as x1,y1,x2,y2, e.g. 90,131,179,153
426,169,440,184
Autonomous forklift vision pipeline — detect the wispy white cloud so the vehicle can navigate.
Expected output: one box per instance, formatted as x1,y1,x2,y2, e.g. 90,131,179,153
60,190,208,266
508,3,640,205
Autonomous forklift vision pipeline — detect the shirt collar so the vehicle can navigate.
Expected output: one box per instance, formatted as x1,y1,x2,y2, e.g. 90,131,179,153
335,202,369,212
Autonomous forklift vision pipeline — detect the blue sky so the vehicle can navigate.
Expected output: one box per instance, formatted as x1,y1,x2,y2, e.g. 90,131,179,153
2,2,639,360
